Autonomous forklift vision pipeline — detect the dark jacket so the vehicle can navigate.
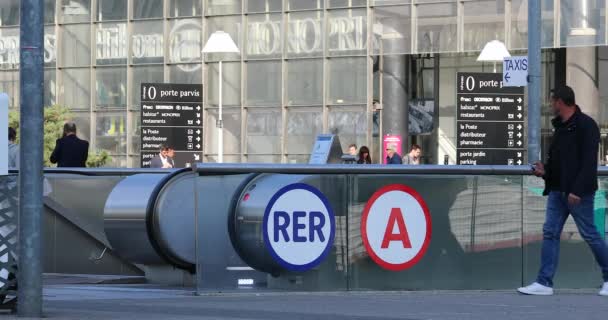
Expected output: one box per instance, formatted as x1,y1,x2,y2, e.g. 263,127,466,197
386,153,403,165
543,106,599,196
50,135,89,167
150,155,174,168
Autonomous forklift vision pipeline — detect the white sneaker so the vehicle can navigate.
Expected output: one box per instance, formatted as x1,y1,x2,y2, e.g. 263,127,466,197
517,282,554,296
599,282,608,296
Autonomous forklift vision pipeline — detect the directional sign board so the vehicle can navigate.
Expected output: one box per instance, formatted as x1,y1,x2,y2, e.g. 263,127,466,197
140,83,203,168
503,56,528,87
0,94,7,175
361,184,432,271
263,183,335,272
457,73,526,165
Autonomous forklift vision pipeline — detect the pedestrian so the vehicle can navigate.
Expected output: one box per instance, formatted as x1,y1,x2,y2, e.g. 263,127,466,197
385,143,402,164
403,144,422,165
150,145,174,169
518,86,608,296
348,144,358,157
8,127,18,168
357,146,372,164
50,122,89,168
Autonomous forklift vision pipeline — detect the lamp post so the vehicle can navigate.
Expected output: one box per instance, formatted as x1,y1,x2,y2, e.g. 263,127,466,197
202,31,239,163
477,40,511,72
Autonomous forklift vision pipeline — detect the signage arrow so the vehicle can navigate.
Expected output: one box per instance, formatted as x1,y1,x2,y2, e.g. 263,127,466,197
517,152,523,158
194,154,200,161
196,119,201,125
517,132,523,138
517,159,522,165
504,72,511,82
196,144,201,149
517,113,522,119
517,105,522,111
196,136,201,142
517,124,523,130
196,129,201,135
517,140,522,146
517,97,523,103
196,105,201,111
197,113,201,118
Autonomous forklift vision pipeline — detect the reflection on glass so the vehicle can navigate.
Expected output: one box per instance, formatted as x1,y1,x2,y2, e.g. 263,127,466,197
287,11,324,58
60,24,91,67
208,62,240,106
170,0,202,17
45,0,56,24
96,67,127,109
96,22,128,65
97,0,127,21
463,1,505,51
45,69,57,107
205,16,242,62
246,14,282,59
0,70,18,108
169,65,202,84
133,0,163,19
372,5,411,55
328,57,366,105
287,59,323,106
510,0,555,49
70,112,92,141
131,65,164,107
59,0,91,23
96,112,127,154
286,107,322,154
329,0,366,7
246,109,281,154
287,0,323,10
206,0,242,15
61,68,90,110
0,28,19,70
169,19,202,65
129,111,141,154
45,26,57,67
417,3,457,53
246,155,281,163
247,61,281,106
247,0,282,12
132,21,164,64
560,0,604,46
328,9,367,56
0,0,19,26
328,106,367,151
205,108,241,154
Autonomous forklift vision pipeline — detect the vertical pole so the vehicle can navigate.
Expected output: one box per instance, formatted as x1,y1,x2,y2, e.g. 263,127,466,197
527,0,542,162
218,60,223,163
18,0,44,317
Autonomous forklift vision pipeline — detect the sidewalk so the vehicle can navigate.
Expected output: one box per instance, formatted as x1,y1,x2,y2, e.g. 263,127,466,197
4,284,608,320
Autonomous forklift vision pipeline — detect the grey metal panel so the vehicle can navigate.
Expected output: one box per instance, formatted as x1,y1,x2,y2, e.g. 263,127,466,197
104,174,169,265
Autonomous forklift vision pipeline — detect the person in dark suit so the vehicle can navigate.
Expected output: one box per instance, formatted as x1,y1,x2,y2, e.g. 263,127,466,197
150,145,175,168
50,122,89,167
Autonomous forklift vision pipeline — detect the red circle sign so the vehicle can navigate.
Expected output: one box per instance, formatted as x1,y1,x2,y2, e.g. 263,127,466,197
361,184,432,271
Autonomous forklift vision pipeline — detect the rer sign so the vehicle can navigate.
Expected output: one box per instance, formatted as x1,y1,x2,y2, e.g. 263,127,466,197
361,184,432,271
503,56,528,87
263,183,336,272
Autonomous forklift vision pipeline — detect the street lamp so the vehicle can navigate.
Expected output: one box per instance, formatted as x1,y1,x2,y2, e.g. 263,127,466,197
202,31,239,163
477,40,511,73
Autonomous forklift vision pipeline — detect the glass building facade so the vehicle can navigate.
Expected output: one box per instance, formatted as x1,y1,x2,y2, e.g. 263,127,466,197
2,0,608,166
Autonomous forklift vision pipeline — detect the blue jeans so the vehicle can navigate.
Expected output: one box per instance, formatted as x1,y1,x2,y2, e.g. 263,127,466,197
537,192,608,287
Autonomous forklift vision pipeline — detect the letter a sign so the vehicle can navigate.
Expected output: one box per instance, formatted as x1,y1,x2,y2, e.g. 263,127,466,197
361,185,432,271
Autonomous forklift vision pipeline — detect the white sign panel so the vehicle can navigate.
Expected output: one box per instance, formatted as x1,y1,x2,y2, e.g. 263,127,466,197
0,93,7,176
263,183,335,272
503,56,528,87
361,184,431,271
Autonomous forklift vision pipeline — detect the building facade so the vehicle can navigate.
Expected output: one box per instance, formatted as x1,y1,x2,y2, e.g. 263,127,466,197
1,0,608,166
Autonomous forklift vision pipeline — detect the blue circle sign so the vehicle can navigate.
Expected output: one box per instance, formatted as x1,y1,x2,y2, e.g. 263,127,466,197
263,183,335,272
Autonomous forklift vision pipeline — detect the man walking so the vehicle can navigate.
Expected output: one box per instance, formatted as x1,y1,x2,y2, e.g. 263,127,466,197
150,145,174,168
8,127,18,168
50,122,89,167
403,144,422,165
385,143,402,165
518,86,608,296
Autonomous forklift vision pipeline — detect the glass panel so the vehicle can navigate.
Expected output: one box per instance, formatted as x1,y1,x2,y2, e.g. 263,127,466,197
246,108,281,154
104,155,127,167
169,64,202,83
168,19,202,65
132,21,164,64
0,28,19,70
349,175,522,290
60,24,91,67
205,108,241,154
463,0,506,52
60,68,91,110
133,0,163,19
45,26,57,67
45,0,56,24
97,0,127,21
328,57,367,105
286,154,310,163
246,155,281,163
129,111,141,154
373,0,410,5
560,0,605,47
287,0,323,10
286,107,322,154
523,176,606,288
246,13,282,59
328,9,367,56
205,0,242,15
417,2,457,53
128,155,141,168
510,0,555,49
204,155,241,163
205,16,242,62
0,70,18,109
287,59,323,106
287,11,324,58
329,0,366,7
70,112,92,142
246,61,281,106
372,5,412,55
59,0,91,23
247,0,282,12
45,69,57,107
96,112,127,154
328,106,367,154
131,65,164,107
170,0,202,17
0,0,19,26
96,22,128,65
96,67,127,109
207,62,241,107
